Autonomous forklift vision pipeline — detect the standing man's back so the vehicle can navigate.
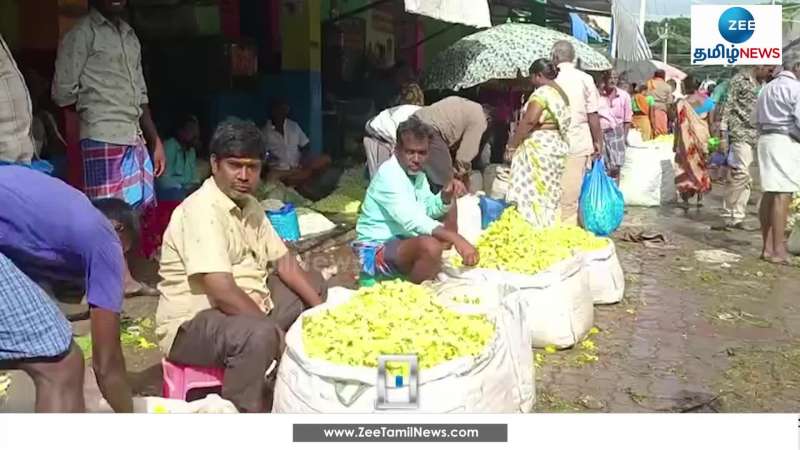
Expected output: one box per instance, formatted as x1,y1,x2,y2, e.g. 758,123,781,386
717,66,771,230
413,96,490,189
754,63,800,264
551,41,603,226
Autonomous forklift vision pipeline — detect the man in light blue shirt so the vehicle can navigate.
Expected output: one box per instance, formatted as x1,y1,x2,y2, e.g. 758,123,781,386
754,62,800,265
355,117,479,283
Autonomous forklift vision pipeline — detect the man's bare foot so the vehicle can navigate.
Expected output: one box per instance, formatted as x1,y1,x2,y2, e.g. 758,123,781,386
764,253,800,266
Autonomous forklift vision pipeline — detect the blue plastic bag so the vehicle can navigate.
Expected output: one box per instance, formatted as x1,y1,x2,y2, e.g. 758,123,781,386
579,158,624,236
709,151,727,167
266,203,301,242
479,195,509,230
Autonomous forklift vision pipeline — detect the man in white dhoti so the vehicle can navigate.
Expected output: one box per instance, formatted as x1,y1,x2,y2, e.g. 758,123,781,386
754,62,800,265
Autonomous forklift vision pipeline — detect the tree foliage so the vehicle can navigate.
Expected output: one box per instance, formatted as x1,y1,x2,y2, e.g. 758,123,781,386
644,17,690,56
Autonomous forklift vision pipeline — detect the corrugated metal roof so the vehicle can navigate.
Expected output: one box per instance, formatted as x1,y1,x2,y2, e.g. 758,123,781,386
547,0,612,14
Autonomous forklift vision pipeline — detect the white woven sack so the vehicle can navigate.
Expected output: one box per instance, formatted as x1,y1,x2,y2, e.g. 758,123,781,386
788,222,800,256
483,164,511,200
272,286,533,413
442,255,593,349
619,145,676,206
582,239,625,305
429,279,534,411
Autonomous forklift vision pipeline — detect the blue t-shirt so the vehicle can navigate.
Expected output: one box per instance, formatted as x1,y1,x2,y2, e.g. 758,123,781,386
0,166,124,312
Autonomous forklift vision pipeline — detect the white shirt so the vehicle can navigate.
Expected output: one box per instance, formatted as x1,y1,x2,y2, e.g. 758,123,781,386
365,105,421,145
756,71,800,137
263,118,309,170
555,62,600,156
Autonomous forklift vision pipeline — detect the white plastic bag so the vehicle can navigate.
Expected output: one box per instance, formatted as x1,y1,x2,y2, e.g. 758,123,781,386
619,144,676,206
133,395,238,413
456,194,482,245
296,207,337,237
627,129,644,147
443,255,593,349
582,239,625,305
92,395,238,414
483,164,511,200
272,286,533,413
788,222,800,256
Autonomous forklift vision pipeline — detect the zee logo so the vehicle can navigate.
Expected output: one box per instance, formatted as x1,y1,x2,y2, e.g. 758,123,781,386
719,7,756,44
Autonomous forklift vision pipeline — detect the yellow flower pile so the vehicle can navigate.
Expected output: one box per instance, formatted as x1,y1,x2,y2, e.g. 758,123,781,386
310,168,367,215
452,207,608,275
310,193,362,215
645,134,674,144
789,193,800,229
302,281,495,370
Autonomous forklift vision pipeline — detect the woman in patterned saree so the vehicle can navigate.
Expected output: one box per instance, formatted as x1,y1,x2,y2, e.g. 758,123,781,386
505,59,572,228
674,76,712,207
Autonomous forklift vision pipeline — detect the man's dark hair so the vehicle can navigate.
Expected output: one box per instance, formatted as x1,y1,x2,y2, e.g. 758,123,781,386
271,97,289,111
395,116,435,147
173,113,198,135
654,69,666,79
683,75,699,94
209,118,264,160
93,198,140,242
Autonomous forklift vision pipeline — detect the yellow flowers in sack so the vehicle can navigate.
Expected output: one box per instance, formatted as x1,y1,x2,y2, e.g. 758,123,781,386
302,281,495,370
452,207,608,275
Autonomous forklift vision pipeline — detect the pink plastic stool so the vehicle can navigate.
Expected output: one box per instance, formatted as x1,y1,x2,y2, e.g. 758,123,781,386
161,359,225,400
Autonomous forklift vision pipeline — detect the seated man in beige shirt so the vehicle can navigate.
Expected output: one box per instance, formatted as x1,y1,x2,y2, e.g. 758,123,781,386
156,119,327,413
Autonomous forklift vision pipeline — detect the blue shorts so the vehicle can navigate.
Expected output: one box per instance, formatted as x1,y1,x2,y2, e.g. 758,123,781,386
0,252,72,360
352,240,402,277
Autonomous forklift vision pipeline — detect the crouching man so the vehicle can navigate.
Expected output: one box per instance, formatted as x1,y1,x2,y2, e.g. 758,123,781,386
354,117,479,284
0,167,134,412
155,119,327,413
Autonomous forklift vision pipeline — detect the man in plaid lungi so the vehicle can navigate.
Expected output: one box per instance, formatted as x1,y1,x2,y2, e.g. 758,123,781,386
0,166,134,412
53,0,166,296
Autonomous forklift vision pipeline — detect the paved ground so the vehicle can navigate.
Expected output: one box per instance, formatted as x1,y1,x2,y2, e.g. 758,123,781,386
536,185,800,413
2,182,799,413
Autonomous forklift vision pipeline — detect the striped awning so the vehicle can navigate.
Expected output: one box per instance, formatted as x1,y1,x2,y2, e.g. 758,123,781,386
611,1,652,62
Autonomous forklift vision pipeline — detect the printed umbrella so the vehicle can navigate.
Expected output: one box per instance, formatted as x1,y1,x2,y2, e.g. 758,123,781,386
423,22,612,91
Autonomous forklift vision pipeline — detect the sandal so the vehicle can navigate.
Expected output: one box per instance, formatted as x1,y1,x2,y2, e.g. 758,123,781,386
728,221,760,232
125,283,160,298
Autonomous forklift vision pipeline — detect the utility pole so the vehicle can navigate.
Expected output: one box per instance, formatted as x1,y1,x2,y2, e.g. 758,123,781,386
663,22,669,64
639,0,647,32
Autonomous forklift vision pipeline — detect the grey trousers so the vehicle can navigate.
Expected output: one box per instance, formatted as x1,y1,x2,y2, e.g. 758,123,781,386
722,141,755,222
167,270,327,412
364,136,393,179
